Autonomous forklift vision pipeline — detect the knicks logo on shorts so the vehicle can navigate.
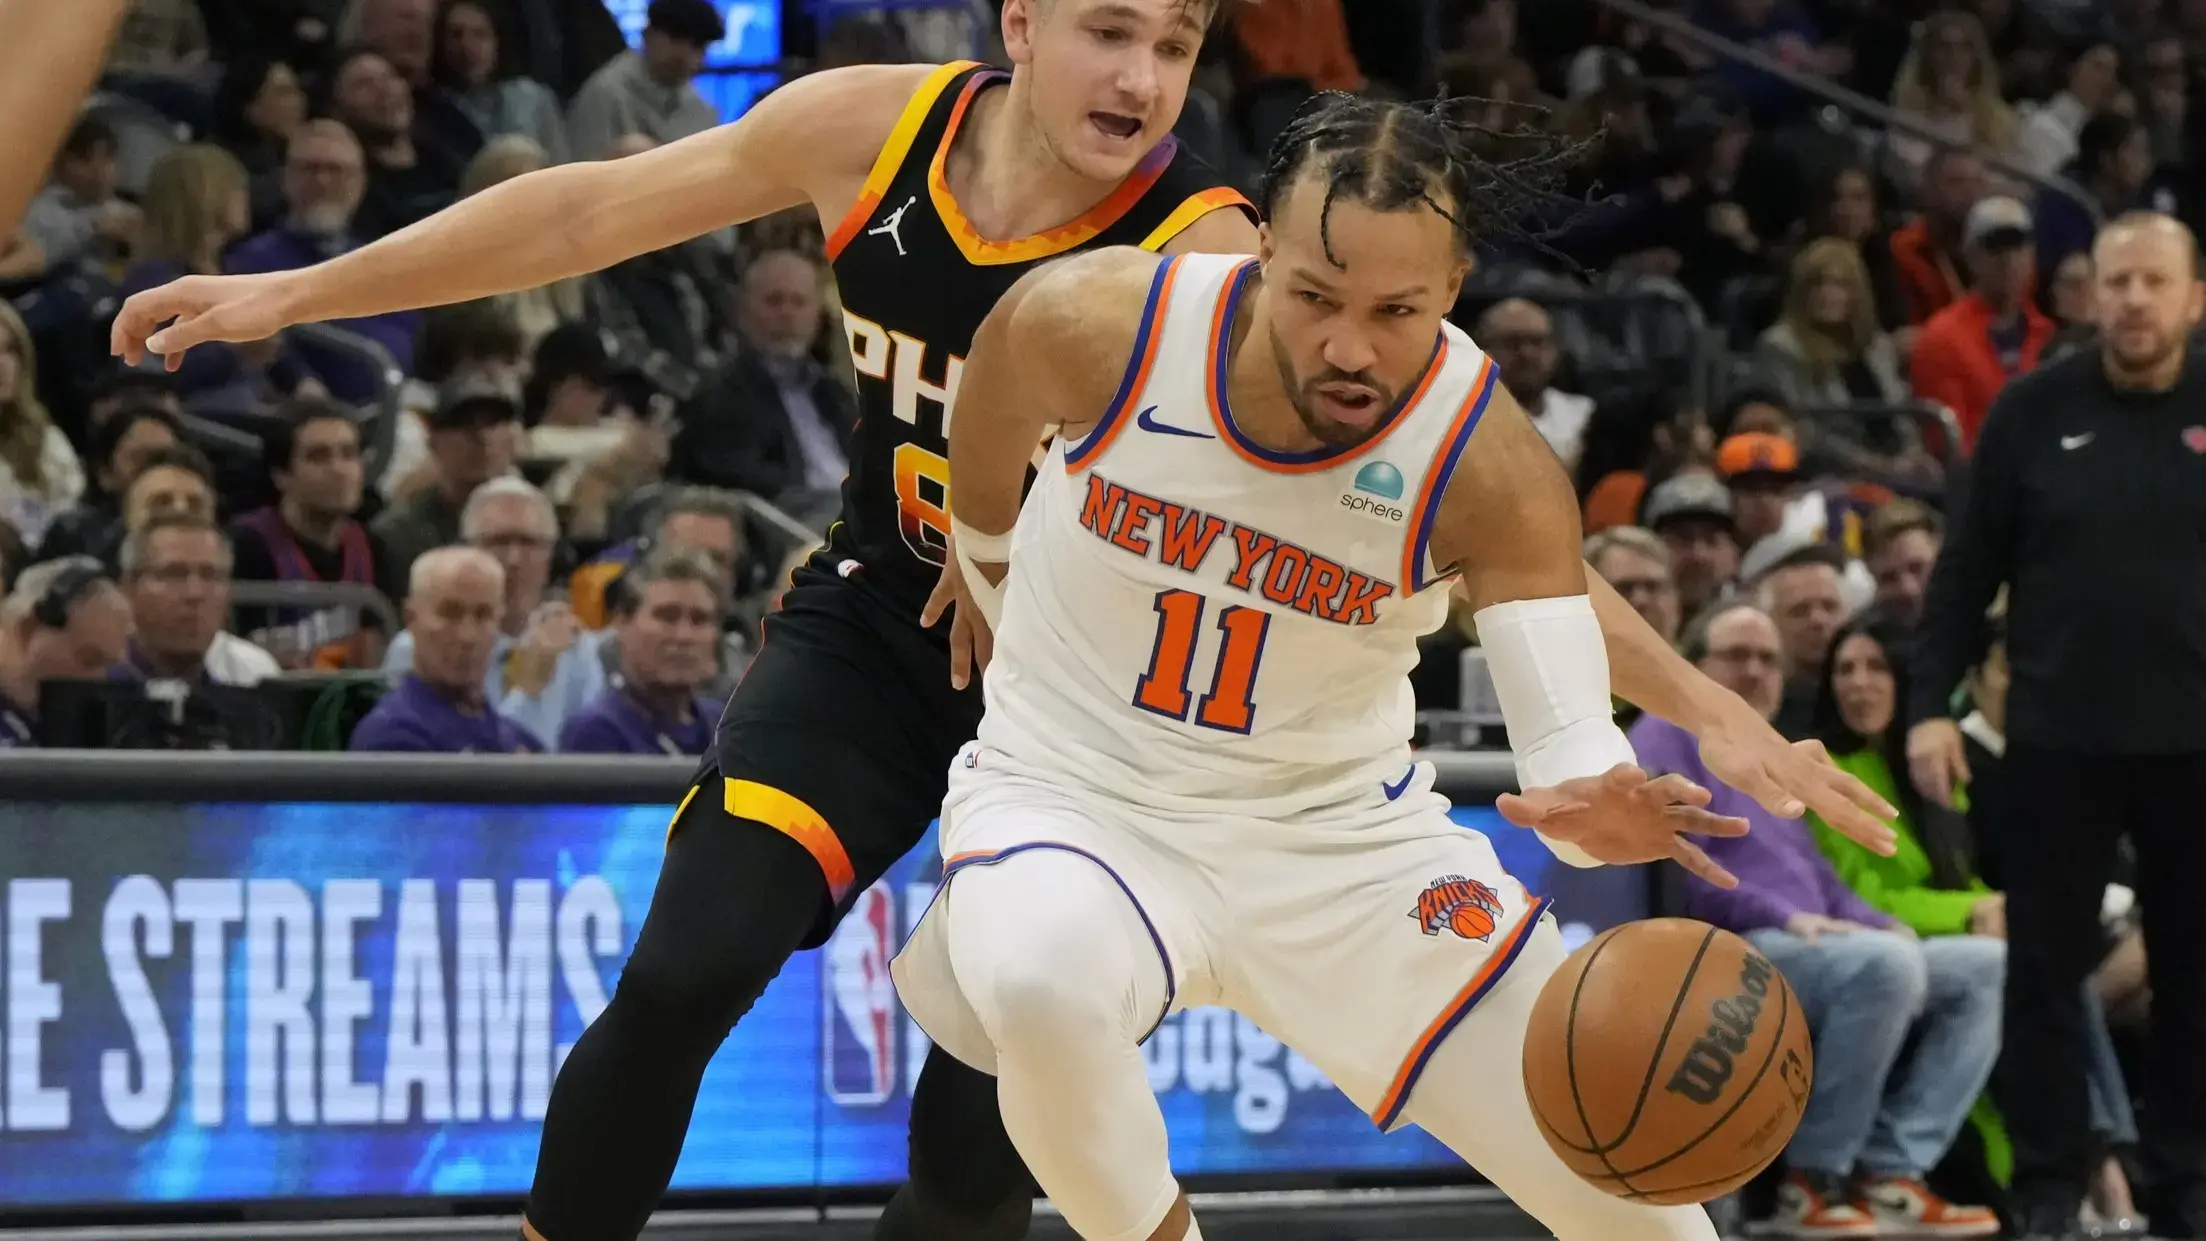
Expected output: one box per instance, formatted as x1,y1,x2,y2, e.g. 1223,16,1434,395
1412,874,1504,941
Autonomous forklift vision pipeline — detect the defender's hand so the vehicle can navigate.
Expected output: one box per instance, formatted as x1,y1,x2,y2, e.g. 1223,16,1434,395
1697,700,1898,855
921,545,997,692
112,271,299,369
1498,764,1750,888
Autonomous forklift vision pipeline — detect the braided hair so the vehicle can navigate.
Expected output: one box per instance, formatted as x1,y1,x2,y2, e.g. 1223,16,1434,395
1255,91,1595,268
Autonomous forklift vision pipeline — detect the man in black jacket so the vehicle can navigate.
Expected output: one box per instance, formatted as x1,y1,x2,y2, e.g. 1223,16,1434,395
1909,211,2206,1241
671,247,855,510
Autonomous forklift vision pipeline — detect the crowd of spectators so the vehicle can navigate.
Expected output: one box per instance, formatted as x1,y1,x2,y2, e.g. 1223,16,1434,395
0,0,2187,1235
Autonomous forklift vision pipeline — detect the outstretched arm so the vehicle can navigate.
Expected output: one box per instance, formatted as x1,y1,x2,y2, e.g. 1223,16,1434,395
0,0,130,236
115,63,935,364
1430,382,1745,882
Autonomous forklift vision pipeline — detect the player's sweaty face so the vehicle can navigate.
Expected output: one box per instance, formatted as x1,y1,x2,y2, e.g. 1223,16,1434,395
1013,0,1204,181
1259,182,1469,447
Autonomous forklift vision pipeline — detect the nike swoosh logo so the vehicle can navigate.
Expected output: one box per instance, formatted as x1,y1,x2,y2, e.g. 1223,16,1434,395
2061,433,2094,450
1136,406,1214,439
1383,766,1417,801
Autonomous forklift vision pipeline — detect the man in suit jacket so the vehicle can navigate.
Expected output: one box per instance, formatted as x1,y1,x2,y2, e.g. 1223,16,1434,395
671,247,855,506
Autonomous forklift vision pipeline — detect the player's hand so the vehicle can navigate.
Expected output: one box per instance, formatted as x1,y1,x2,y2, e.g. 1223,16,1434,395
1967,893,2006,939
1905,718,1970,809
920,544,996,692
1785,912,1856,942
1696,699,1899,855
1497,764,1750,889
111,271,300,370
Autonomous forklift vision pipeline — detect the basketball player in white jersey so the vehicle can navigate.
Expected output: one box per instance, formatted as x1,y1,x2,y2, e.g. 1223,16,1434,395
902,95,1794,1241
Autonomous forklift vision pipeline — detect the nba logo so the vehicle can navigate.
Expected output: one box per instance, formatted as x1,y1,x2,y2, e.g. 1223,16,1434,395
823,885,900,1106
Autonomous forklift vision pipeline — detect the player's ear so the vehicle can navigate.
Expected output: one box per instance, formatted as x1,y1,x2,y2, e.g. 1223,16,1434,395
1257,220,1275,266
1444,254,1474,303
1001,0,1041,63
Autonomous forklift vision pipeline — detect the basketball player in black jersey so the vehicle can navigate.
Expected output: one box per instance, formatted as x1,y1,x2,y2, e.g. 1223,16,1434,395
113,2,1899,1237
114,4,1254,1239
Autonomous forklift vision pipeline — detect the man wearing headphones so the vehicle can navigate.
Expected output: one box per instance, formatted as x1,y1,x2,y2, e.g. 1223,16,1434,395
0,557,134,746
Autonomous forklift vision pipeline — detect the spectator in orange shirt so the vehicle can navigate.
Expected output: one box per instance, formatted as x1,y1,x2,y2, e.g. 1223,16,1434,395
1910,196,2056,452
1890,147,1987,325
1231,0,1365,93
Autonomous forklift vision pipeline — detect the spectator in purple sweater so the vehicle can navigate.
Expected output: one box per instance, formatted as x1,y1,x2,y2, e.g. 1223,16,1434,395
224,121,420,403
1630,599,2003,1240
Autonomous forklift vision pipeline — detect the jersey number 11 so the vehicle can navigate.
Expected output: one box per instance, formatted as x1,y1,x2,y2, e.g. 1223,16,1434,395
1133,589,1270,733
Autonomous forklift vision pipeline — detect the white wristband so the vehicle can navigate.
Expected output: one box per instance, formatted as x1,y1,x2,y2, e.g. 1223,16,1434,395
951,517,1013,563
1473,594,1638,869
953,535,1007,628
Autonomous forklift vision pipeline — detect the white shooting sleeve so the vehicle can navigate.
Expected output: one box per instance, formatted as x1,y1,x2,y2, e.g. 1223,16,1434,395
1471,594,1639,867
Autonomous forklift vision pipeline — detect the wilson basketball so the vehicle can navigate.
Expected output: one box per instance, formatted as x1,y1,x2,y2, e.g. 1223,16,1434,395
1521,918,1814,1205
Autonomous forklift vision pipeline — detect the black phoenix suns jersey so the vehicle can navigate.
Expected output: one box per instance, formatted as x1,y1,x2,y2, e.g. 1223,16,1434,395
819,60,1254,625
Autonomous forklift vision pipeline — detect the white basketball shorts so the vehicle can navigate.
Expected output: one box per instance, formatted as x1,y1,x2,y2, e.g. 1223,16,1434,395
893,743,1553,1130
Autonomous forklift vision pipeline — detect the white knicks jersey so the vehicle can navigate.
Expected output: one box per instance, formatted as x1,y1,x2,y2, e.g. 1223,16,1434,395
974,252,1502,816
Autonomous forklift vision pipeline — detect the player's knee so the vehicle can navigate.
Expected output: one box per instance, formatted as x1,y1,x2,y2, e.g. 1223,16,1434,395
946,858,1149,1050
610,923,785,1043
1833,930,1928,1013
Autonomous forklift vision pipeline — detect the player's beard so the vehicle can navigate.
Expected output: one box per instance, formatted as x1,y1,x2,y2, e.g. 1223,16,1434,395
1269,323,1400,449
2105,318,2185,379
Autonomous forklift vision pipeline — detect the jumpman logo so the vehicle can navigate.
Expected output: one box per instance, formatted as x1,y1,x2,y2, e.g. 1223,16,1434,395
869,196,917,256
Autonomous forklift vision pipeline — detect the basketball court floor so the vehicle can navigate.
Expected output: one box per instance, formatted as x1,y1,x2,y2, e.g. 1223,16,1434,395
0,1193,1962,1241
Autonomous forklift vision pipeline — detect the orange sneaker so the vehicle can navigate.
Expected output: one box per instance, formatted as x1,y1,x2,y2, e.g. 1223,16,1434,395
1860,1176,2001,1237
1761,1171,1878,1238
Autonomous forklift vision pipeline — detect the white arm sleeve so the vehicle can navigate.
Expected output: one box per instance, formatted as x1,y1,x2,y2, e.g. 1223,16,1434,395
1471,594,1640,868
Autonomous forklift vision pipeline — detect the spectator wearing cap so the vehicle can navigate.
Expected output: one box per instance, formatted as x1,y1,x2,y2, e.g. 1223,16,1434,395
676,249,855,508
0,558,133,746
1641,471,1739,622
351,546,541,753
116,517,281,688
1910,196,2057,451
1748,539,1852,738
372,376,520,581
2036,114,2165,285
225,119,423,401
1475,298,1595,476
1717,431,1808,550
566,0,723,160
1890,147,1987,326
382,303,529,500
230,399,405,670
384,477,607,743
1861,500,1942,629
559,549,724,754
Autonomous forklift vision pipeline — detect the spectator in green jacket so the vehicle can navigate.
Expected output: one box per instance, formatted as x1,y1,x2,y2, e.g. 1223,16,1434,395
1807,616,2004,936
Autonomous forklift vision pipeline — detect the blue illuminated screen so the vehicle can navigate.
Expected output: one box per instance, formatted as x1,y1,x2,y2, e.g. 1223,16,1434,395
0,799,1648,1206
606,0,780,67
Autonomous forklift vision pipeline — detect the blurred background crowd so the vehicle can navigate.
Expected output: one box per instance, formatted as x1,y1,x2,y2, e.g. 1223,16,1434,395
0,0,2189,1236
